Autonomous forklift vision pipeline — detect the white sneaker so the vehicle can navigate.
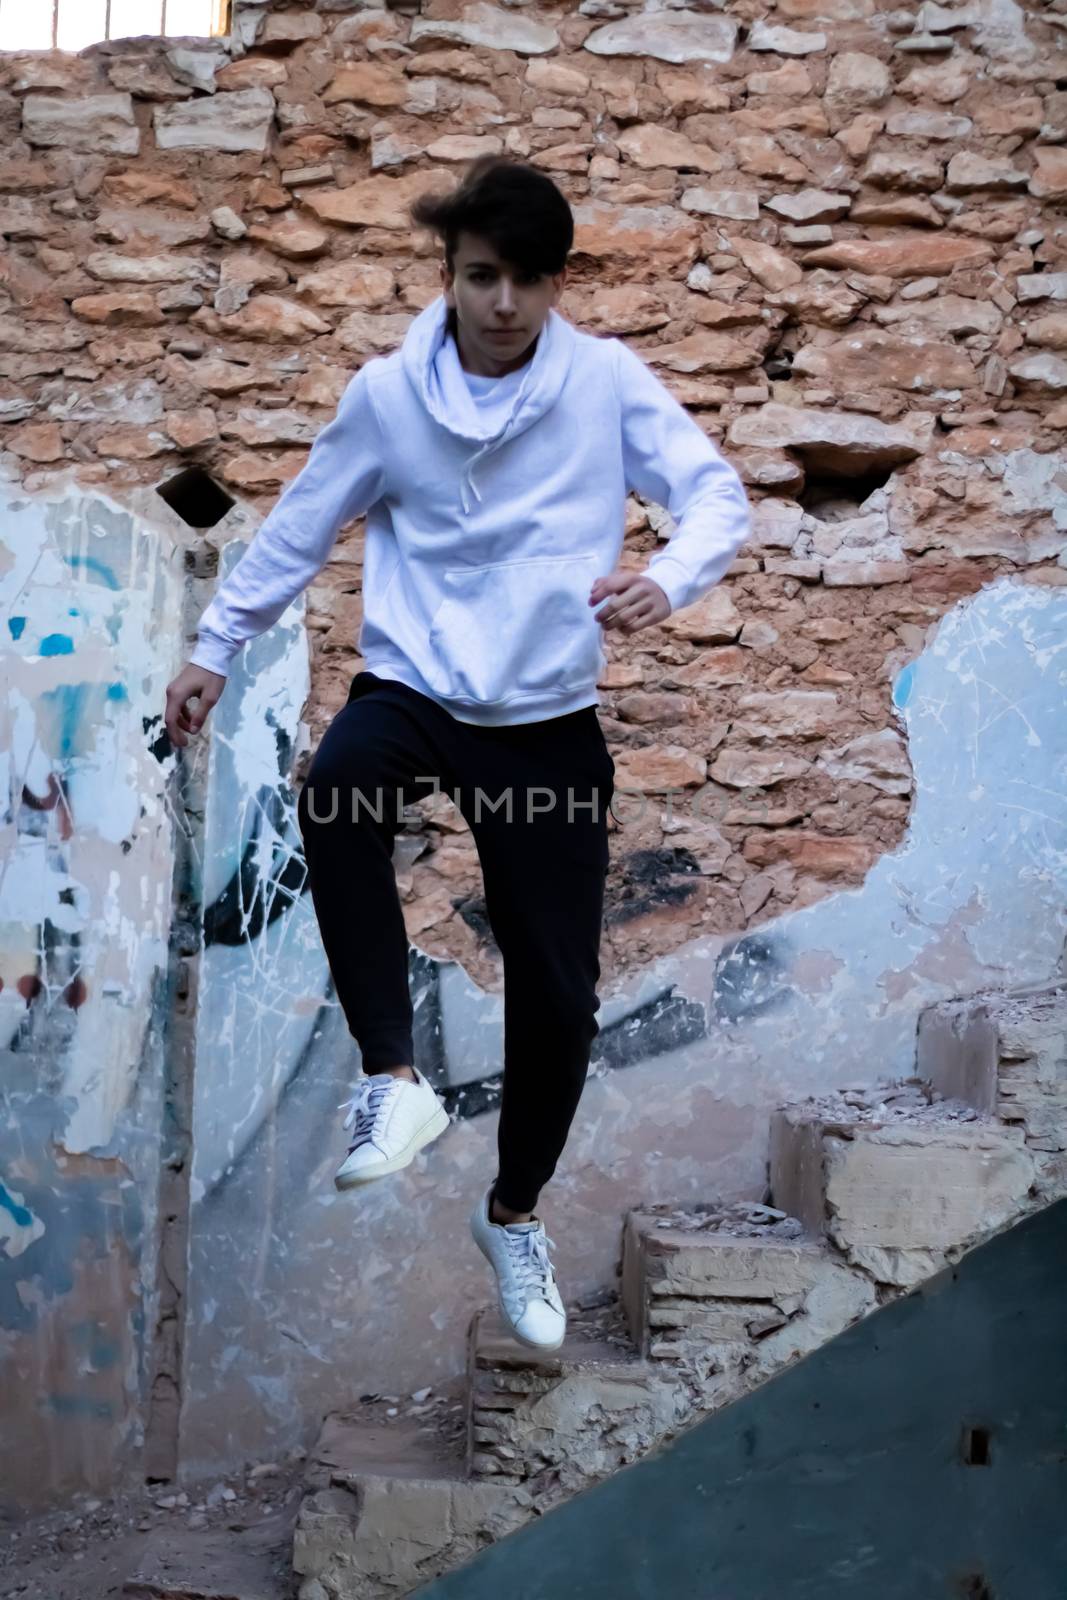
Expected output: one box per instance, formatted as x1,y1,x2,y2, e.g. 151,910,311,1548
334,1067,450,1190
469,1184,566,1351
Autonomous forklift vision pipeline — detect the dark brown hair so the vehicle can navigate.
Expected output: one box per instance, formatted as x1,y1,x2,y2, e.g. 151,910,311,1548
409,155,574,277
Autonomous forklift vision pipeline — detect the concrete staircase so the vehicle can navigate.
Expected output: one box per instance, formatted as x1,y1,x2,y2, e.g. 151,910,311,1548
292,980,1066,1600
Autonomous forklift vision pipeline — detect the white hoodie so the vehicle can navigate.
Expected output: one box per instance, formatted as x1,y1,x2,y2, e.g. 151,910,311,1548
189,293,751,726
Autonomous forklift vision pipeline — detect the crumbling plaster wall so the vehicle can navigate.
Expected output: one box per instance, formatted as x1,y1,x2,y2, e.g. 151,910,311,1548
1,0,1066,1500
0,485,187,1510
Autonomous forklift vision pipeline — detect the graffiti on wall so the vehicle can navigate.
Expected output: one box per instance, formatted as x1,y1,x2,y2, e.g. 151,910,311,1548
5,484,1066,1492
0,484,182,1503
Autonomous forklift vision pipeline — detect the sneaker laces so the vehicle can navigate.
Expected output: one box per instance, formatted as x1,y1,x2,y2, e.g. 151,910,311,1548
503,1225,558,1303
337,1075,402,1152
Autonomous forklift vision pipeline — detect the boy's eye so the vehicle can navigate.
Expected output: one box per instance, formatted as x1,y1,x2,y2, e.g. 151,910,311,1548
470,271,540,284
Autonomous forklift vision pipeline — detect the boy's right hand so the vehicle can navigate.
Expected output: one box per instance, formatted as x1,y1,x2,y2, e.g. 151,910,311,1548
164,663,226,749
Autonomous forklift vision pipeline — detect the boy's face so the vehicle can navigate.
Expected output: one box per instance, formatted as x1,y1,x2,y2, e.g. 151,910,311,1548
441,230,566,374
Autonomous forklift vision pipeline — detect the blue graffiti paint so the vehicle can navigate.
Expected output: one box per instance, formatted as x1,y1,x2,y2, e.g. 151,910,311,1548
0,1109,145,1334
892,661,915,709
67,554,120,590
68,607,79,616
39,683,93,759
106,682,128,702
40,634,74,656
0,1181,33,1229
8,616,26,640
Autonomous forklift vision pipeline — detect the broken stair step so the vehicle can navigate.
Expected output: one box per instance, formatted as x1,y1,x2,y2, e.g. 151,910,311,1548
466,1305,693,1488
918,981,1067,1126
296,1408,534,1593
306,1410,468,1493
627,1213,824,1293
472,1306,637,1366
468,1308,660,1476
621,1212,826,1352
917,997,1002,1114
769,1107,1036,1246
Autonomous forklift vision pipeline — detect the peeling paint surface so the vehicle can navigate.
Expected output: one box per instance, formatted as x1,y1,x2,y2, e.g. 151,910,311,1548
190,541,330,1198
664,578,1067,1058
0,484,179,1509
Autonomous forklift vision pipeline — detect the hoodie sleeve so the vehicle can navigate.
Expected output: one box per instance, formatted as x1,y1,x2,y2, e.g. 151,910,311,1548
188,364,388,679
613,337,751,616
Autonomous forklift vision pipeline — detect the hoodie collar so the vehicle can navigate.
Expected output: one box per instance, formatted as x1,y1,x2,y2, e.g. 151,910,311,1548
400,293,578,514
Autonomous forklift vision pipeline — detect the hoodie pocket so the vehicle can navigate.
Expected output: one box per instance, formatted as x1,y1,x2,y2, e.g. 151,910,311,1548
424,552,603,706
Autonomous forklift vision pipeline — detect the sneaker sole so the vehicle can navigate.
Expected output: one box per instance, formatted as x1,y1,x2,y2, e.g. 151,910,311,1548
498,1302,566,1352
334,1102,450,1191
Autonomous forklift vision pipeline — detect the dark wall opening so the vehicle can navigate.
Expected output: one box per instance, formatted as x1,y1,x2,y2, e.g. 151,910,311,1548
156,467,235,530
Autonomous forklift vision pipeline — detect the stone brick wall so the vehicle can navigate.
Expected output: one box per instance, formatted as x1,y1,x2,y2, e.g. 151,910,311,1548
2,0,1064,995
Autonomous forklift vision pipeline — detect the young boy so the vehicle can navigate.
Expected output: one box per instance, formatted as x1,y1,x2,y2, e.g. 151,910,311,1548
164,156,750,1352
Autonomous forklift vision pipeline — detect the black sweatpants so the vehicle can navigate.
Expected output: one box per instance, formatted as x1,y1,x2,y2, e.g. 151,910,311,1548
296,669,615,1214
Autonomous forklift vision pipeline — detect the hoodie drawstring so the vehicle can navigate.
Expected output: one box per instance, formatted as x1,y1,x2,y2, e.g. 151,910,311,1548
461,442,498,514
462,475,484,514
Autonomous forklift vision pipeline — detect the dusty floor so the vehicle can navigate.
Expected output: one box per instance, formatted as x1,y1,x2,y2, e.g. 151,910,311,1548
0,1448,306,1599
0,1371,480,1600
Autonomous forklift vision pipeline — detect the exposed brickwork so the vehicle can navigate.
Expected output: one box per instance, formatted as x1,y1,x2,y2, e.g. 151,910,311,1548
1,0,1064,995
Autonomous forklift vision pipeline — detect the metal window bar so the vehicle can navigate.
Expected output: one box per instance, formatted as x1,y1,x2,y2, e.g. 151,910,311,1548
3,0,229,47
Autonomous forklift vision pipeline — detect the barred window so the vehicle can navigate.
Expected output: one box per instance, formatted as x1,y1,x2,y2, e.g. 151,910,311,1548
0,0,229,51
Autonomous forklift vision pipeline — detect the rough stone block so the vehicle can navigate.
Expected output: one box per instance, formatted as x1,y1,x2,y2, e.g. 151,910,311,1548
154,88,276,153
22,91,139,155
726,402,932,475
771,1107,1038,1286
582,13,738,64
919,985,1067,1157
917,997,1000,1113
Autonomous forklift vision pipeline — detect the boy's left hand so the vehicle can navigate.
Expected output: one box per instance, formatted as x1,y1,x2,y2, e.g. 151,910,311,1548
589,571,671,633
